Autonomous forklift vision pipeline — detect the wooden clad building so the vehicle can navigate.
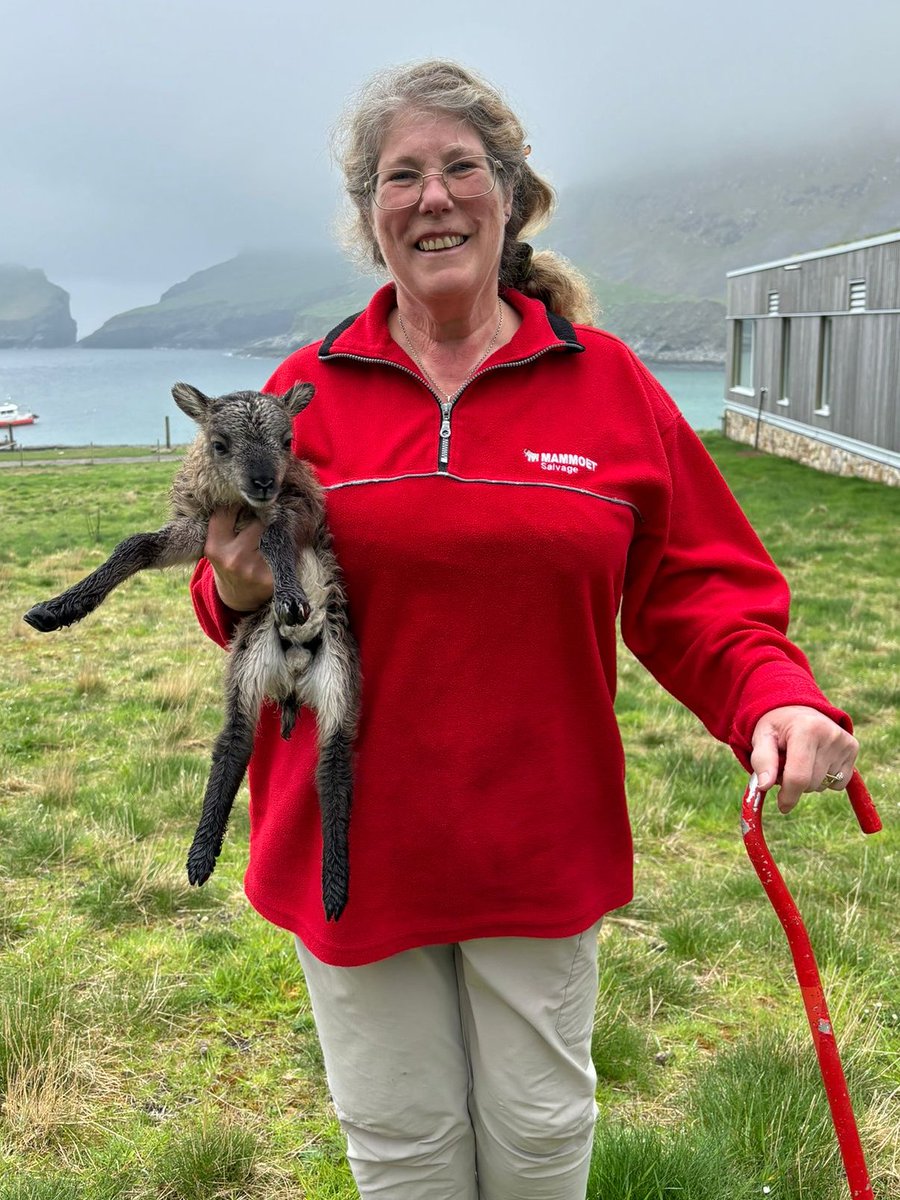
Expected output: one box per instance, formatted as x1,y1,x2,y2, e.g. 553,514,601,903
723,231,900,486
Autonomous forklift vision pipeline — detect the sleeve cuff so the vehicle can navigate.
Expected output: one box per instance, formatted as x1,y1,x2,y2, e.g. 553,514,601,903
728,659,853,771
189,559,242,649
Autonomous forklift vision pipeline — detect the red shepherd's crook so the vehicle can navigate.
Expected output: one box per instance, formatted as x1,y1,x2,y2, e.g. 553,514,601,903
741,770,882,1200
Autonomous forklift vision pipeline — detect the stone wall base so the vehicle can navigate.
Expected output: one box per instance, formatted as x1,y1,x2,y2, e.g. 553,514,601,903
723,411,900,487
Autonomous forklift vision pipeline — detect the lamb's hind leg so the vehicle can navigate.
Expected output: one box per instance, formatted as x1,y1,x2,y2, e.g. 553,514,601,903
24,520,205,632
186,648,259,886
315,722,355,921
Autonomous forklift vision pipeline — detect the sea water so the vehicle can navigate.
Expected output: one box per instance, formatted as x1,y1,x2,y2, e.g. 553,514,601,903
0,347,726,448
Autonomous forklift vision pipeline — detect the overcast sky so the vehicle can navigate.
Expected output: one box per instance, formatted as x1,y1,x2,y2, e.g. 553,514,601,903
3,0,899,334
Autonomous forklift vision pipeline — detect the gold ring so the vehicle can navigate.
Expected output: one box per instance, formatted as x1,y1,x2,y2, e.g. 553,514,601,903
822,771,845,787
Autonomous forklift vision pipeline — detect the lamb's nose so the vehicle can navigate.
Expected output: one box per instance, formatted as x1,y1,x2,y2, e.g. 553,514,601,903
251,477,275,493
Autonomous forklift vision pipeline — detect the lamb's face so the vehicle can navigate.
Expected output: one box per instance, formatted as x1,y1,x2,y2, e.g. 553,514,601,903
171,382,315,508
206,394,295,505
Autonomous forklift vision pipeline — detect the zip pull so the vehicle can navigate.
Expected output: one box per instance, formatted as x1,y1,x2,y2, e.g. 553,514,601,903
439,401,452,466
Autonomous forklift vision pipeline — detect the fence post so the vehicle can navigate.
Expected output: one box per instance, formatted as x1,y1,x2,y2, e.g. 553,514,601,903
754,387,768,450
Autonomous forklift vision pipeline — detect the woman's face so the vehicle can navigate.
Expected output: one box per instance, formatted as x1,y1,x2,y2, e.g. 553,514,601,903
369,109,511,315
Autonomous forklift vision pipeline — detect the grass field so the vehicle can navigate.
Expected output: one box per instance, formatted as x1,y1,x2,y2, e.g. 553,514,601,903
1,445,187,466
1,436,897,1198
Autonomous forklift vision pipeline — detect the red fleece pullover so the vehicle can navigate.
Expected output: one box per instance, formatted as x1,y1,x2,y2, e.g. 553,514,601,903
191,285,851,966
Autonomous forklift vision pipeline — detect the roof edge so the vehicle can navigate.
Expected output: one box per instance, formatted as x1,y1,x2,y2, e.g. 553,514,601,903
727,229,900,278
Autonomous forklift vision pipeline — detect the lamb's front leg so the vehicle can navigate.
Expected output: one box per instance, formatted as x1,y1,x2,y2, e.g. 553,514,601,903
259,517,311,628
24,519,206,632
186,648,259,886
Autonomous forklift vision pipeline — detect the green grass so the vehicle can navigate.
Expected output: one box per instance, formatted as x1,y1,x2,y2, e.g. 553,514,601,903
1,436,898,1197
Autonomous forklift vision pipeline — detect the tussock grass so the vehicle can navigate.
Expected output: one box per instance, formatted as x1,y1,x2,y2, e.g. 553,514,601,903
292,1131,357,1198
0,805,79,875
153,668,203,712
591,991,652,1092
74,666,107,697
0,1178,85,1200
686,1029,853,1198
589,1124,742,1200
0,952,119,1157
119,747,210,803
150,1112,269,1199
600,935,699,1023
0,952,79,1094
1,439,898,1195
0,899,30,947
37,758,79,808
94,794,159,843
72,845,219,928
1,1017,109,1155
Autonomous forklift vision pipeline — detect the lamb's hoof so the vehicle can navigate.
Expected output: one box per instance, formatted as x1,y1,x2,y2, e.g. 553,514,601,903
274,596,311,628
23,603,64,632
322,873,348,922
186,844,216,886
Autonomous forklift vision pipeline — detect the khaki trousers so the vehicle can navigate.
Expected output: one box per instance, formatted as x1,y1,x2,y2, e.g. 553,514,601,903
294,922,601,1200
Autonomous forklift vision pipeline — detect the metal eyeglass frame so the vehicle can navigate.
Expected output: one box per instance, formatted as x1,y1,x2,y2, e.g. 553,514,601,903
365,156,504,210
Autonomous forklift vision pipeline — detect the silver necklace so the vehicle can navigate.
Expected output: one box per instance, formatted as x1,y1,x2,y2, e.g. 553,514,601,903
397,299,504,402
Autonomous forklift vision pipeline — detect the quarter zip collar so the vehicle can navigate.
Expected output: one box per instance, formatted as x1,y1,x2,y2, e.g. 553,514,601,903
318,283,585,368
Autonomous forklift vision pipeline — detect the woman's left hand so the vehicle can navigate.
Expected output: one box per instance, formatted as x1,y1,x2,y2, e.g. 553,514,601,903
750,706,859,814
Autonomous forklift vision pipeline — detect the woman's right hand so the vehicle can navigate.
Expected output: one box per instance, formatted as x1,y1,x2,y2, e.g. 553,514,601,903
204,506,274,612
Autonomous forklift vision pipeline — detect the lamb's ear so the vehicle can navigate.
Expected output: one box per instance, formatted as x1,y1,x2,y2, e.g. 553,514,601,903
282,382,315,418
171,382,211,422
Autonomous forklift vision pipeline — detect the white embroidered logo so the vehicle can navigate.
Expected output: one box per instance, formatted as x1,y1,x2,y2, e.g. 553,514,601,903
523,449,598,476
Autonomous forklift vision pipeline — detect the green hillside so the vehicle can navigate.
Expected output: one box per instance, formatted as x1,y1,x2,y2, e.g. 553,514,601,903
79,252,373,351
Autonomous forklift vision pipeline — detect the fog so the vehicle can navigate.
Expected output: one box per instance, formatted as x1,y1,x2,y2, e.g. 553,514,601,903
3,0,899,334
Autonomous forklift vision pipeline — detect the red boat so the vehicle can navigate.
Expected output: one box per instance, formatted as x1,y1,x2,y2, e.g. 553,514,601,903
0,403,38,428
0,402,39,446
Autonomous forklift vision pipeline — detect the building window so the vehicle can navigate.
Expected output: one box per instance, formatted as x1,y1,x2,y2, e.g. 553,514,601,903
777,318,791,406
732,319,755,392
814,316,832,416
768,291,780,314
849,280,866,310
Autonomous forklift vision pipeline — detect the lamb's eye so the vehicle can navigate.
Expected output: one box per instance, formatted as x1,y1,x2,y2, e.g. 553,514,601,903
211,440,228,455
282,435,293,450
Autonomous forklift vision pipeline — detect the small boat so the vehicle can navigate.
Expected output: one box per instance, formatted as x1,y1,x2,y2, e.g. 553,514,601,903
0,402,39,427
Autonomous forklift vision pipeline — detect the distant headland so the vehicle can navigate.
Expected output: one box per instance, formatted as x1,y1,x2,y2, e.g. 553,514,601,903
0,265,77,348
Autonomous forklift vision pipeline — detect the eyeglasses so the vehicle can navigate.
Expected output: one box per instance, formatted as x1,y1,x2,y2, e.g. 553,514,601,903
366,155,503,210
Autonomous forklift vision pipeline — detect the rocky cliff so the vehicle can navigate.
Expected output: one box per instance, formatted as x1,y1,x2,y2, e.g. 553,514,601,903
0,265,77,348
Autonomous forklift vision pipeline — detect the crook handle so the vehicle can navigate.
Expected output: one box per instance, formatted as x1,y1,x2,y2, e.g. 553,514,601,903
846,771,882,835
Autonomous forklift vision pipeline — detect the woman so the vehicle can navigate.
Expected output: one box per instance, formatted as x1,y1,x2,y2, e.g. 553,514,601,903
191,60,859,1200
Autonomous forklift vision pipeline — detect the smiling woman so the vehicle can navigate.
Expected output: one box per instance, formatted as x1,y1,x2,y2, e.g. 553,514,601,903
369,110,515,377
187,58,864,1200
335,60,597,340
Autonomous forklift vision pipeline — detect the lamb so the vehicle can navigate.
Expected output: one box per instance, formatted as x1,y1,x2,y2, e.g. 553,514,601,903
23,382,361,921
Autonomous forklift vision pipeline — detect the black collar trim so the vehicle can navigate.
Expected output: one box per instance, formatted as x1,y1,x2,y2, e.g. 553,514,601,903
546,309,585,351
319,303,584,360
319,311,363,358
